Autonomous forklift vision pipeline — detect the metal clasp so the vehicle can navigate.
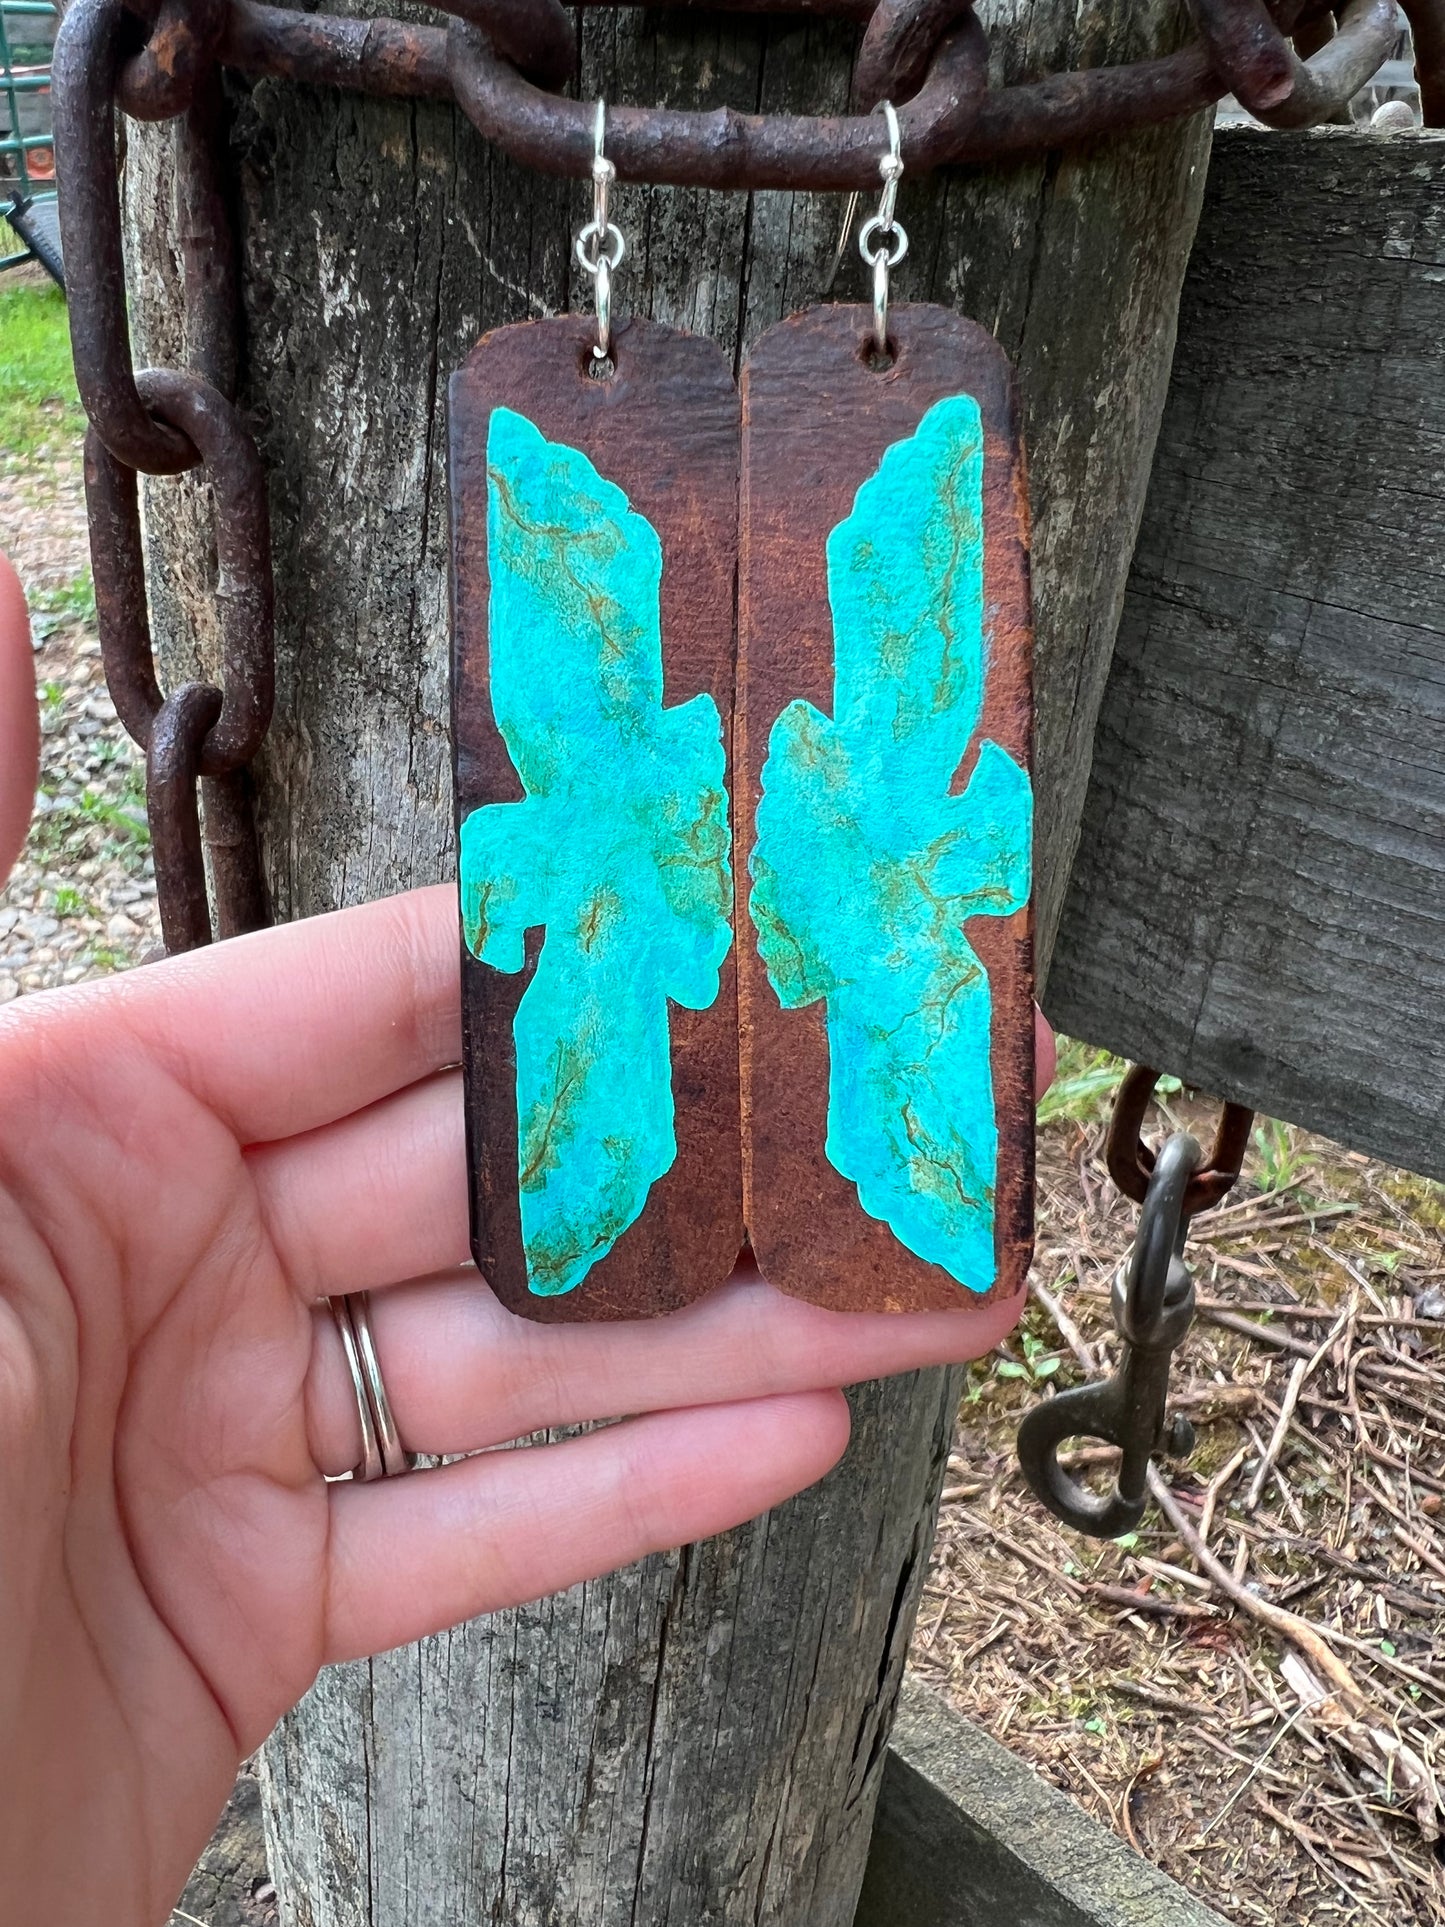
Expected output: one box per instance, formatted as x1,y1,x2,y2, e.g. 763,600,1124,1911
1018,1132,1201,1537
1017,1070,1254,1538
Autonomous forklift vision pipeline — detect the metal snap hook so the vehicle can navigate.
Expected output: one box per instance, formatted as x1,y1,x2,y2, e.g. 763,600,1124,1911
1017,1130,1203,1538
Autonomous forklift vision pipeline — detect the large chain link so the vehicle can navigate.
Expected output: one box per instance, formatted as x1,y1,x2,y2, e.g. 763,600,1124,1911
51,0,1438,950
53,0,272,955
231,0,1426,186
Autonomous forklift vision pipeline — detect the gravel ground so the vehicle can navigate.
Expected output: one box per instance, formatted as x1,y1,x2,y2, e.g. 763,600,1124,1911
0,435,161,997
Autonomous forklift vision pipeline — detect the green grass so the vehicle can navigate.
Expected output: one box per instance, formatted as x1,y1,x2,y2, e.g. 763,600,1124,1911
85,942,131,973
0,280,82,456
1250,1115,1315,1196
28,770,151,871
29,570,96,637
1036,1037,1182,1128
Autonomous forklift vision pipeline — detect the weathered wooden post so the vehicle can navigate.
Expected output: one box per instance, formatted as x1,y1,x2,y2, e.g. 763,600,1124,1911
128,16,1205,1918
104,2,1393,1918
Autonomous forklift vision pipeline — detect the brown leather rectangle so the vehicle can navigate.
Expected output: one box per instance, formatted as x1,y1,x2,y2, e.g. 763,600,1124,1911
450,315,743,1322
738,303,1035,1313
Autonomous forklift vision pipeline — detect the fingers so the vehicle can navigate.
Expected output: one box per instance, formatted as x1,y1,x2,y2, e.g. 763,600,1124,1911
1034,1004,1056,1100
250,995,1054,1313
248,1069,469,1300
13,884,463,1144
0,552,38,887
307,1258,1024,1475
322,1389,850,1661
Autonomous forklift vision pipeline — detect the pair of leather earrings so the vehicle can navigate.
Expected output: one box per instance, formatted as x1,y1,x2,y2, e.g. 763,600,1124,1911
450,105,1034,1325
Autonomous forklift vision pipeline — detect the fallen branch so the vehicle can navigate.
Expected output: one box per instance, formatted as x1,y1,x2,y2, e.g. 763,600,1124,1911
1028,1276,1097,1376
1090,1582,1220,1622
1150,1466,1356,1697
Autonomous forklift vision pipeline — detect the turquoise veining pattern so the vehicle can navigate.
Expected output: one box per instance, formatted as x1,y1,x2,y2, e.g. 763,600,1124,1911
749,395,1032,1290
460,407,732,1295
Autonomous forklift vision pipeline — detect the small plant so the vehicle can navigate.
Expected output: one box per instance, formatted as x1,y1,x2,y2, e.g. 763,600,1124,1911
1250,1116,1314,1196
85,943,130,974
78,787,149,844
995,1328,1063,1384
1037,1038,1181,1128
30,573,96,639
52,886,89,918
27,784,152,874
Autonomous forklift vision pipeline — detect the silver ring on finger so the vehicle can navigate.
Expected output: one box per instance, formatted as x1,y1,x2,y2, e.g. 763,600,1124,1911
328,1292,418,1479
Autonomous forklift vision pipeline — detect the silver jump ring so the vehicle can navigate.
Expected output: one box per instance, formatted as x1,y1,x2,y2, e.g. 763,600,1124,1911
328,1292,416,1479
857,214,909,270
574,221,626,277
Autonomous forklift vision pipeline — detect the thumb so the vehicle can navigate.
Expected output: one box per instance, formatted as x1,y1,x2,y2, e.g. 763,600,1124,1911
1034,1004,1057,1102
0,551,38,887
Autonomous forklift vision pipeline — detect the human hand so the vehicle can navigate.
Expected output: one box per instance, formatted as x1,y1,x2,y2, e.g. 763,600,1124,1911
0,549,39,883
0,881,1050,1924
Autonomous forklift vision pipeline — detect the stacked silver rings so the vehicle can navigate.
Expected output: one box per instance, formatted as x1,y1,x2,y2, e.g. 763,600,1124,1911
328,1292,418,1480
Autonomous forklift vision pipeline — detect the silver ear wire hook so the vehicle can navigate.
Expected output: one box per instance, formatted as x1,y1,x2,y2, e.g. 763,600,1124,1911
857,100,908,356
822,190,860,296
574,99,625,361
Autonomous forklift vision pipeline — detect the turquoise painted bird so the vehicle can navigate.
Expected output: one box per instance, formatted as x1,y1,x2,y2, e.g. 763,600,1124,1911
750,395,1033,1289
460,408,732,1295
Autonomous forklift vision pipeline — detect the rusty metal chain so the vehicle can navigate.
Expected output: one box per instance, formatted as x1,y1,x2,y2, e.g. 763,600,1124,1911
207,0,1427,189
1107,1063,1255,1218
51,0,1440,951
53,0,272,954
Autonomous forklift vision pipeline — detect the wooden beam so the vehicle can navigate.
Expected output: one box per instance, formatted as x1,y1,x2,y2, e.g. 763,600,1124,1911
1050,127,1445,1179
126,6,1213,1912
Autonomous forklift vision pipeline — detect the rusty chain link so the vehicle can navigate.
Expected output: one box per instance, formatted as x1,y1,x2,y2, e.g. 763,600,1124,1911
84,370,274,777
52,0,1440,951
1107,1064,1255,1220
54,0,272,954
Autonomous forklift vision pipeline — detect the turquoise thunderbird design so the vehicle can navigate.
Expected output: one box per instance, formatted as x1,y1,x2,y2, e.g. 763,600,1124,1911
749,396,1033,1290
459,408,732,1296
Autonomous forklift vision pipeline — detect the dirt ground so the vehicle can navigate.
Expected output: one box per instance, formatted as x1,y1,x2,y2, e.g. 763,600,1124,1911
3,300,1441,1926
914,1082,1445,1924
